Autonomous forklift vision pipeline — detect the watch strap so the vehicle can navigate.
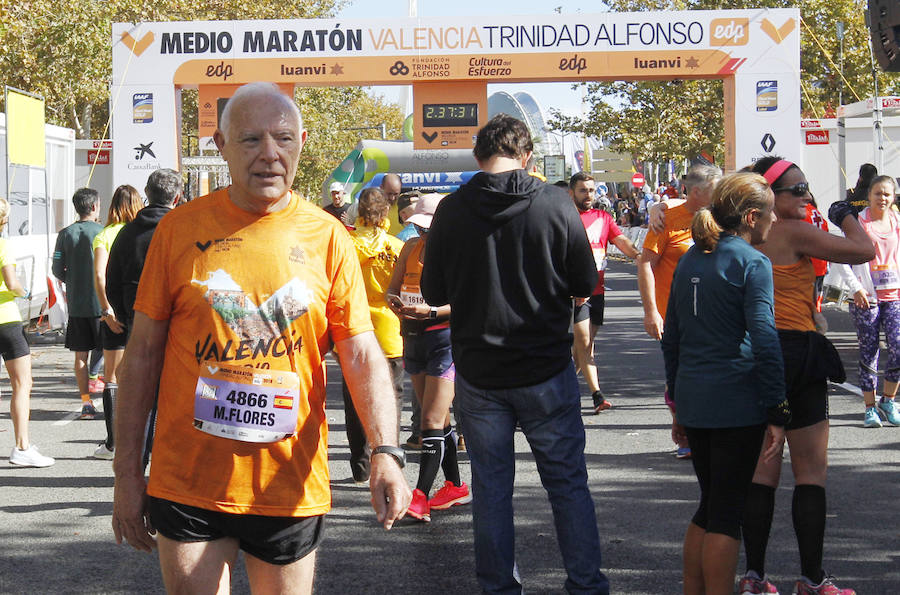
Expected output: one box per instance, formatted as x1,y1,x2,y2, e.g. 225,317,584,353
370,445,406,468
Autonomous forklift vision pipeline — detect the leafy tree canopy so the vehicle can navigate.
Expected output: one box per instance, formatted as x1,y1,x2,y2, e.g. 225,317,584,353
548,0,898,167
0,0,404,197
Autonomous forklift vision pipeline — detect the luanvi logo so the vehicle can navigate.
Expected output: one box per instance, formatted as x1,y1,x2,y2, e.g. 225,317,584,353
760,19,795,44
121,31,155,56
196,241,212,252
709,19,749,46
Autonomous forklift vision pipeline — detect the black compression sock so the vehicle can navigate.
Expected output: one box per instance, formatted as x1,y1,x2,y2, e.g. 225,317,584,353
742,482,776,576
440,425,461,486
415,428,445,496
793,484,826,585
102,383,118,450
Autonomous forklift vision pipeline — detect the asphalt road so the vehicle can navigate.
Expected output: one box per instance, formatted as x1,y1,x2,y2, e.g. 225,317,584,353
1,259,898,594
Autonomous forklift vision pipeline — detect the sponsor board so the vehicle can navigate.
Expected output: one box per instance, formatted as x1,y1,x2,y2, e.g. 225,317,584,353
133,93,153,123
87,150,110,165
756,80,777,112
805,130,830,145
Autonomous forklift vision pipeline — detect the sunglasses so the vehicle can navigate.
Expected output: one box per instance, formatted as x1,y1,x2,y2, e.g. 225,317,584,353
772,182,809,197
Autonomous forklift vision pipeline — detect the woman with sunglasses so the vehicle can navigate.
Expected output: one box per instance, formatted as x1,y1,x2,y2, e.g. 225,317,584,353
737,158,872,595
387,193,470,522
836,175,900,428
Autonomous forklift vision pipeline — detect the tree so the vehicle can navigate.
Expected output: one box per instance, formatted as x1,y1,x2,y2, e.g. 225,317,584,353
0,0,406,196
548,0,898,166
0,0,347,137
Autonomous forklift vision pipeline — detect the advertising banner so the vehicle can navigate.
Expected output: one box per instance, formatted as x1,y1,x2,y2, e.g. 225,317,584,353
111,9,800,190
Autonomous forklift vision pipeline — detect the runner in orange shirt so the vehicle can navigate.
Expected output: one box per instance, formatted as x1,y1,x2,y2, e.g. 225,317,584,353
638,164,722,459
112,82,410,594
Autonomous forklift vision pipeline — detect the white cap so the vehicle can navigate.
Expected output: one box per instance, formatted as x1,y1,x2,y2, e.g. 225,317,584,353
405,193,443,229
329,182,344,193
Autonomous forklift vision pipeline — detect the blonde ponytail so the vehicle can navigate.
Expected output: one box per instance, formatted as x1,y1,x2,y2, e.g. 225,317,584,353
691,208,722,252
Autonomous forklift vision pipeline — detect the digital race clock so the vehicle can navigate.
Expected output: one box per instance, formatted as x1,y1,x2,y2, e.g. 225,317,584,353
422,103,478,127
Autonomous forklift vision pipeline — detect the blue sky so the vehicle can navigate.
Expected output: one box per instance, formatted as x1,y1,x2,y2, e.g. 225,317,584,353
336,0,608,117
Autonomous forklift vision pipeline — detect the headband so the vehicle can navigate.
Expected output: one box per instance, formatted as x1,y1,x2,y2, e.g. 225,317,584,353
762,159,794,186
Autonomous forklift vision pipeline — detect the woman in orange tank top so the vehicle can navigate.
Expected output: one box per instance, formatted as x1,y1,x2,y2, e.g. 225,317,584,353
386,194,470,523
735,158,873,595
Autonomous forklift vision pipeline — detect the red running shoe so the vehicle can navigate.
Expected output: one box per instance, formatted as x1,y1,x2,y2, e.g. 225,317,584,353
88,376,105,394
407,488,430,522
429,481,472,510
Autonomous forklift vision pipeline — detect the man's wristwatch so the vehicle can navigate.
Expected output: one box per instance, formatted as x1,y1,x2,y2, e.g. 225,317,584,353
102,308,114,317
370,445,406,468
428,306,438,319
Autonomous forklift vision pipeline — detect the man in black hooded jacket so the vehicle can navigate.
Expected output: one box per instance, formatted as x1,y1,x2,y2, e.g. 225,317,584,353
422,114,609,594
103,168,180,464
106,168,182,330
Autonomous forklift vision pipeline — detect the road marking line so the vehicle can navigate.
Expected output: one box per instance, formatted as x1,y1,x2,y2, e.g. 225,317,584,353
831,381,862,397
53,411,80,426
53,400,99,426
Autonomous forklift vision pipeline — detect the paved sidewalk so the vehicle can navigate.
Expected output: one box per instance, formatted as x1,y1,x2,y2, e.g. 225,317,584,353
0,261,897,594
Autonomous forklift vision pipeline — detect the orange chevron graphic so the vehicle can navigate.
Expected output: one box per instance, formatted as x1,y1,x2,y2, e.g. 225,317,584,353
121,31,154,56
760,18,795,44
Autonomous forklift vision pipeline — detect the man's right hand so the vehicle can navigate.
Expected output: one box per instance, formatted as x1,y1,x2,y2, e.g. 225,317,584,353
643,311,664,340
112,474,157,552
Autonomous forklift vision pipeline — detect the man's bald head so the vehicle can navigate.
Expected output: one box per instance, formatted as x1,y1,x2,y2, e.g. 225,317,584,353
213,82,307,213
380,173,401,204
219,82,303,142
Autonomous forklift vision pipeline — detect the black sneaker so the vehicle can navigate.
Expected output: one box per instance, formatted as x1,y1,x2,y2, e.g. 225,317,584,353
350,457,370,483
592,390,612,414
80,402,99,419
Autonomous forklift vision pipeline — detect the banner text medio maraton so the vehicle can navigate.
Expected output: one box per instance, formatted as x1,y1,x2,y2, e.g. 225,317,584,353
157,20,707,55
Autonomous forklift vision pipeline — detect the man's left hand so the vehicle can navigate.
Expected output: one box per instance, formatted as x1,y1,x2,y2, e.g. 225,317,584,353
369,455,412,530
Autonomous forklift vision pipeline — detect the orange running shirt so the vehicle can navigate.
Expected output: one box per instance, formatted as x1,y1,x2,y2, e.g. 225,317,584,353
642,203,694,319
772,257,817,332
135,189,373,516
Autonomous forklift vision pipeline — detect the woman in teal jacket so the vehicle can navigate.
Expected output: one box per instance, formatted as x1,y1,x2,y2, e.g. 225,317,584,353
661,172,789,595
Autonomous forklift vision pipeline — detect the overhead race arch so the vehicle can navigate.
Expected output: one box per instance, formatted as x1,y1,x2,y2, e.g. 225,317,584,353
111,9,800,191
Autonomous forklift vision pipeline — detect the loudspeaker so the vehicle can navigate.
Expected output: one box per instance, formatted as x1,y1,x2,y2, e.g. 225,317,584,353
868,0,900,72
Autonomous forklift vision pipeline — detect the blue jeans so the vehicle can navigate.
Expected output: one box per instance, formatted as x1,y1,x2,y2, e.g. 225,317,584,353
456,361,609,595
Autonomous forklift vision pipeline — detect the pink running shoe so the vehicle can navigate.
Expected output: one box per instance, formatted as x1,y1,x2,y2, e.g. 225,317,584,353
88,376,105,394
407,488,430,522
739,573,779,594
792,575,855,595
429,481,472,510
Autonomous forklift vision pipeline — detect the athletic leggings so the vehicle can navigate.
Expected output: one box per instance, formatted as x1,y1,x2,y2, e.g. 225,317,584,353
684,424,766,540
849,300,900,391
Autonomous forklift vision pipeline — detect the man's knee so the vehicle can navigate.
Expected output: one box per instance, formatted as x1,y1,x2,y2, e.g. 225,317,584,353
158,535,238,595
245,548,316,594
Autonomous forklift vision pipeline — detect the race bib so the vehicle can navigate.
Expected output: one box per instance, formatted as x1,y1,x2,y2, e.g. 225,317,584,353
193,363,300,443
400,290,425,306
871,264,900,291
592,247,608,271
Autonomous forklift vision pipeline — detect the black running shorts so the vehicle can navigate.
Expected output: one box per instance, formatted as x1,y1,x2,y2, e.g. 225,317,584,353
573,294,605,326
0,321,30,360
148,496,325,565
64,316,101,352
100,319,128,350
